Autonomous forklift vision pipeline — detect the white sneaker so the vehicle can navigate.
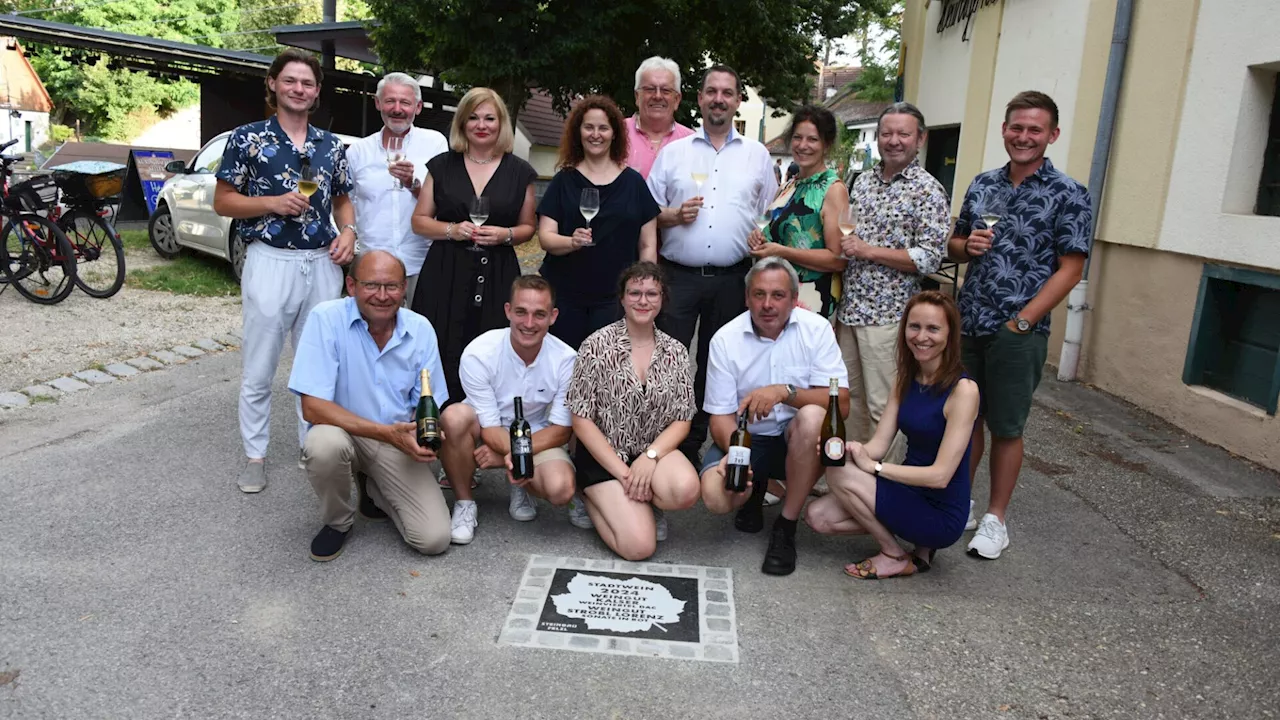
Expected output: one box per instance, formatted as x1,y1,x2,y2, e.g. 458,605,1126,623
964,499,978,531
568,494,594,529
509,485,537,522
450,501,478,545
967,513,1009,559
654,508,668,542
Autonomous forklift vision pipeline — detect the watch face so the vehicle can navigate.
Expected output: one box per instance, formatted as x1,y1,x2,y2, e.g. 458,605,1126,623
646,449,657,459
1016,319,1030,332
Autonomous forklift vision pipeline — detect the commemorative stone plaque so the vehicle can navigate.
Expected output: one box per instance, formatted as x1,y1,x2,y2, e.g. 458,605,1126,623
500,555,738,663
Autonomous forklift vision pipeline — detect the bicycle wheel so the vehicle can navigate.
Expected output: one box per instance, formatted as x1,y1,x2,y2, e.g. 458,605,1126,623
64,209,125,298
0,213,77,304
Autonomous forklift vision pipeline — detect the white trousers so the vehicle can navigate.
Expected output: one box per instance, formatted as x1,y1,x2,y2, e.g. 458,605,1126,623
239,242,343,459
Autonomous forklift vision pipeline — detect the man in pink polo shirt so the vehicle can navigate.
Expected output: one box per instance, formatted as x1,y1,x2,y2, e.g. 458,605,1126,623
626,56,695,179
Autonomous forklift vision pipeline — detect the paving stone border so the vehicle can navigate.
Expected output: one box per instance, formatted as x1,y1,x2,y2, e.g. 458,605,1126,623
3,333,242,411
500,554,739,664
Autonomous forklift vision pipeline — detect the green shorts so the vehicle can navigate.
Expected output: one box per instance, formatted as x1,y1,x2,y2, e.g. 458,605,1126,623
961,327,1048,439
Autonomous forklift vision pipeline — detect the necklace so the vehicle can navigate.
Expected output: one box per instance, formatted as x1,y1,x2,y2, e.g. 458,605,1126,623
467,153,497,165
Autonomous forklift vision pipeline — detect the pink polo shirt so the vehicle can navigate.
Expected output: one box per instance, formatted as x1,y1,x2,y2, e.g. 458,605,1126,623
625,115,694,179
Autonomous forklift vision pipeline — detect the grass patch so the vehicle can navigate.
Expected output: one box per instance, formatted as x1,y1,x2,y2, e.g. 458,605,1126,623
128,254,239,297
119,229,152,253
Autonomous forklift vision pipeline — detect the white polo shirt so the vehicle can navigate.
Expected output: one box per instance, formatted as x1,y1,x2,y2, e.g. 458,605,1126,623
703,307,848,437
646,126,778,268
459,328,577,433
347,125,449,275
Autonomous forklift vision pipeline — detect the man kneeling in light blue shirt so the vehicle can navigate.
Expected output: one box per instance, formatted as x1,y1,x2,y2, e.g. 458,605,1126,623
289,249,452,561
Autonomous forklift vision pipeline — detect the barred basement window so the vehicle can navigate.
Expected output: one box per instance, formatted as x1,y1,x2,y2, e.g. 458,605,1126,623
1183,265,1280,415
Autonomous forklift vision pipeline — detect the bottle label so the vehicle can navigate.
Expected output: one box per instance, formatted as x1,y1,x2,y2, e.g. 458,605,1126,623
727,445,750,466
513,436,533,456
418,417,439,439
823,437,845,461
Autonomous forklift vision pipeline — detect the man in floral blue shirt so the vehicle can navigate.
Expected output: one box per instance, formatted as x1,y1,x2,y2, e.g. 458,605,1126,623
948,91,1091,560
214,49,357,494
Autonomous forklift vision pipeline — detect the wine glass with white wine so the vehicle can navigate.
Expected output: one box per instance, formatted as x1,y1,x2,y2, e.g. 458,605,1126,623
979,188,1010,233
579,188,599,247
466,196,489,253
297,161,319,200
386,134,405,190
690,158,709,195
838,202,857,236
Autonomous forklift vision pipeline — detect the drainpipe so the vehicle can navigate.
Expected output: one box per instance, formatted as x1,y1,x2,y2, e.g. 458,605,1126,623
1058,0,1133,382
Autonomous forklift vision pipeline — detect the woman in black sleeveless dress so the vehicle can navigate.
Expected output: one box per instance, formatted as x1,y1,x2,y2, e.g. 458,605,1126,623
411,88,538,404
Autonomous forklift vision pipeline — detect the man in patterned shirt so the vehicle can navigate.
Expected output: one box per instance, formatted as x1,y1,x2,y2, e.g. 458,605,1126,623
947,91,1091,560
214,49,357,494
838,103,949,450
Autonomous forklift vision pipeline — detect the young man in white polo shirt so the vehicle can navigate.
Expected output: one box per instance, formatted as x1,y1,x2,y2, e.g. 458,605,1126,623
439,275,577,544
700,257,849,576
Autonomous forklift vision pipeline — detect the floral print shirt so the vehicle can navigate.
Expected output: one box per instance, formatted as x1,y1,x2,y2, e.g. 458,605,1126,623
215,116,353,250
764,167,839,284
566,320,696,463
954,158,1092,337
837,159,949,328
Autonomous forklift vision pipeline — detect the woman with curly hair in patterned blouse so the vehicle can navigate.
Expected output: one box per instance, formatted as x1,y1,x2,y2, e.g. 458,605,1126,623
566,262,701,560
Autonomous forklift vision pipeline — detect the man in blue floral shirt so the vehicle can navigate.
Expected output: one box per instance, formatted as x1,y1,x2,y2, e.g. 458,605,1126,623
214,49,357,494
948,91,1091,560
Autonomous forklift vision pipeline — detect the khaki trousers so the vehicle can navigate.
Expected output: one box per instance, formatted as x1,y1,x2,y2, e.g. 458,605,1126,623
834,321,906,461
303,424,451,555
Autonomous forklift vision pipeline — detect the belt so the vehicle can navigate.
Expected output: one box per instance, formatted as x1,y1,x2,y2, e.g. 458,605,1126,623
660,257,752,278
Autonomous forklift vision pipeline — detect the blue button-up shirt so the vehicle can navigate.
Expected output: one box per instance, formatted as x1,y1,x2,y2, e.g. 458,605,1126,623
954,158,1092,337
216,115,353,250
288,297,448,425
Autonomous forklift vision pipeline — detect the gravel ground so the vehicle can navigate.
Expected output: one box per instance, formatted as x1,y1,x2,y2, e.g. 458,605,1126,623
1,250,242,389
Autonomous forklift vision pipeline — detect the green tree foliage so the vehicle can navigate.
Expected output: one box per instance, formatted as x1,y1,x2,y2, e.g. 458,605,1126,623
364,0,891,124
846,4,901,103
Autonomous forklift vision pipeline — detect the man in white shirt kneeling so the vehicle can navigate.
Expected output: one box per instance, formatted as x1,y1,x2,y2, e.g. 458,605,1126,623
439,275,578,545
700,257,849,576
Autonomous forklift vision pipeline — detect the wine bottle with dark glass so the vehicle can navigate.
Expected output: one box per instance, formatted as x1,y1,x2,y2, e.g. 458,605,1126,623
820,377,846,467
415,368,441,450
724,411,751,492
509,397,534,480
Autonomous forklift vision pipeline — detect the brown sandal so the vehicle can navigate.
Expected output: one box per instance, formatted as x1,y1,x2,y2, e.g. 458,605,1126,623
844,552,917,580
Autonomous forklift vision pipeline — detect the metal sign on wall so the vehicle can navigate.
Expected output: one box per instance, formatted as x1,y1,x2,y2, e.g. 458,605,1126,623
937,0,1000,39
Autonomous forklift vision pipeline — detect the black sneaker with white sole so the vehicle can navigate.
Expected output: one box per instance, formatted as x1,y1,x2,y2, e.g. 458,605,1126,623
310,525,350,561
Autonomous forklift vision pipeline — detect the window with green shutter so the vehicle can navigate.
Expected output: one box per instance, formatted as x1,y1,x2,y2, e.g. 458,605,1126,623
1184,265,1280,414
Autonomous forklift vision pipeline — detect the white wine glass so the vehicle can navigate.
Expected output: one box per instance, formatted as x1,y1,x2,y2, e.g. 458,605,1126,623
297,162,319,199
467,196,489,253
386,134,405,190
979,188,1010,232
838,202,857,237
579,188,599,247
690,157,709,195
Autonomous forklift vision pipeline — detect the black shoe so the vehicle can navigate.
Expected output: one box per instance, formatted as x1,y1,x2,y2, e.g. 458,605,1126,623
356,472,388,522
761,525,797,576
734,501,764,533
310,525,350,562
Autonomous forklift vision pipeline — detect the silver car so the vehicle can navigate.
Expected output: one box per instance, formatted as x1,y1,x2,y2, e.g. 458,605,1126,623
147,130,357,280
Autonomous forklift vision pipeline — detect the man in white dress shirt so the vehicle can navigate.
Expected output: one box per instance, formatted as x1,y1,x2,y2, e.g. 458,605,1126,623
346,72,449,306
438,275,578,545
646,64,778,465
700,258,849,576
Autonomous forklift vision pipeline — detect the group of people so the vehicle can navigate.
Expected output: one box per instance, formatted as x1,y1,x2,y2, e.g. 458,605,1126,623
212,48,1092,579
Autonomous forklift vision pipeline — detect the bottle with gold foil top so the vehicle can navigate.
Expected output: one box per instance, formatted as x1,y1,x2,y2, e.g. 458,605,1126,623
415,368,441,450
820,377,846,467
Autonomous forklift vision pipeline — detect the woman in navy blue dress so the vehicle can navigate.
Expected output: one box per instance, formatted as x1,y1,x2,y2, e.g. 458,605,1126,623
805,290,980,579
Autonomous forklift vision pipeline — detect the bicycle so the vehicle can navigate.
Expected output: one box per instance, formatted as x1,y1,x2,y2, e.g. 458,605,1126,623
47,165,127,298
0,139,77,305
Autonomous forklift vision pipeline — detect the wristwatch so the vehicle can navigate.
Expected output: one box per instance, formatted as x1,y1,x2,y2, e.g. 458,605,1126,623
645,448,658,460
1014,317,1031,333
874,461,883,475
341,223,358,238
784,383,798,403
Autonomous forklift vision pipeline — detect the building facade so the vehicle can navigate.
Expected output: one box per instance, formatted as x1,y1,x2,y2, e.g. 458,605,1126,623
902,0,1280,471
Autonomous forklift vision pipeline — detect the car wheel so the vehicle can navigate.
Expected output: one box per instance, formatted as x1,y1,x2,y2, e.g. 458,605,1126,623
229,229,246,282
147,203,182,259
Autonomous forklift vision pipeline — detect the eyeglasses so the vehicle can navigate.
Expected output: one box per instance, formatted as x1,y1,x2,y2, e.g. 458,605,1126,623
639,86,677,98
355,280,406,293
625,289,661,302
